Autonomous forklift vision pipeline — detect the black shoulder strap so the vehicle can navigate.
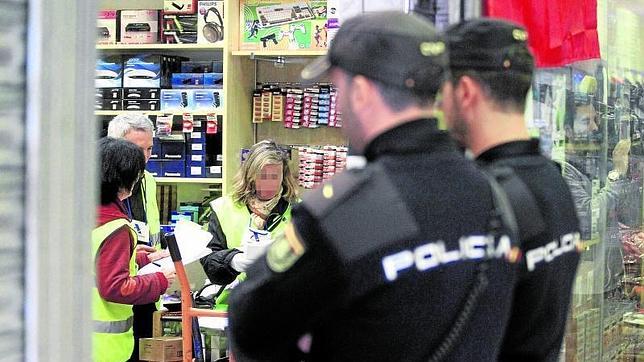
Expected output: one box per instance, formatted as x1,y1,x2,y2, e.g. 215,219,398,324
484,163,546,242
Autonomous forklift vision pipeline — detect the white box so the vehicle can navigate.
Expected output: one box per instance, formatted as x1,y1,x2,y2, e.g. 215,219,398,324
197,1,225,45
97,10,117,45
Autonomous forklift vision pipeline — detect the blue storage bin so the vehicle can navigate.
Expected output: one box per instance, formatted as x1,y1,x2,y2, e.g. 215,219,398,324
162,160,185,177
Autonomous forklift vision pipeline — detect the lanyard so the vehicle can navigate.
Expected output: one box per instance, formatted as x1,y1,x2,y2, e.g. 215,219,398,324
125,198,133,219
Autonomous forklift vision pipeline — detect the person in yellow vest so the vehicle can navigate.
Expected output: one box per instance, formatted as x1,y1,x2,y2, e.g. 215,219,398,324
94,137,175,362
200,140,298,307
107,114,166,362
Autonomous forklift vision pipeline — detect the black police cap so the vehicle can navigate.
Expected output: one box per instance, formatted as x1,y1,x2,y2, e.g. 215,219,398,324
301,11,449,95
445,18,535,74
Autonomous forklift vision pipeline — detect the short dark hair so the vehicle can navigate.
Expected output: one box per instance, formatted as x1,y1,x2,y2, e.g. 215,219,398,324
451,69,532,113
372,78,435,112
98,137,145,205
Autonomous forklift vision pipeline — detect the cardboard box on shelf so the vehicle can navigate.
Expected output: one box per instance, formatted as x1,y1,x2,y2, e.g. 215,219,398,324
139,336,183,362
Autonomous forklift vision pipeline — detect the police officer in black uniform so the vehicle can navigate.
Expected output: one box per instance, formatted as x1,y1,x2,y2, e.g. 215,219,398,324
228,12,522,361
443,19,582,361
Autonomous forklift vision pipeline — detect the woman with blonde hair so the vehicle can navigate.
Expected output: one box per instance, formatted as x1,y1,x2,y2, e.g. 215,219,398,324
200,140,298,307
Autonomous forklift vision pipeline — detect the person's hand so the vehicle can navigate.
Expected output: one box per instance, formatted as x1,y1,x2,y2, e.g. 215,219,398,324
136,244,156,253
612,139,631,176
230,252,254,272
147,249,170,263
161,268,176,288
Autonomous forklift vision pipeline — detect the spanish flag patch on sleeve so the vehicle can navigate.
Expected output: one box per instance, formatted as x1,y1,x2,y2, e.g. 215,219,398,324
267,222,307,273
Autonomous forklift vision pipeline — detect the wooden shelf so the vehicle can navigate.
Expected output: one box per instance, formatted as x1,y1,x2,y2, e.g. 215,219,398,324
231,49,326,56
155,177,222,184
97,43,224,51
95,110,224,116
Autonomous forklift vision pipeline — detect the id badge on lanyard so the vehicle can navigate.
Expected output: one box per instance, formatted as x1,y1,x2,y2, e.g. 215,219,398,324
131,219,150,245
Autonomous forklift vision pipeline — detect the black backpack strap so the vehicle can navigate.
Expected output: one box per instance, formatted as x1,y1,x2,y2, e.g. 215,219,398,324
485,164,546,242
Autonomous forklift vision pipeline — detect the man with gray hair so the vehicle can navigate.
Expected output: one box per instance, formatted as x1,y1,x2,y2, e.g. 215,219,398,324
107,113,164,362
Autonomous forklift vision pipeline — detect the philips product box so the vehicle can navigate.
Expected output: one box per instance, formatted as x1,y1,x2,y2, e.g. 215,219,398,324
164,0,198,14
97,10,118,45
95,56,123,88
197,1,225,45
119,10,160,44
123,88,161,99
123,99,160,111
161,89,194,111
96,87,122,100
193,89,223,111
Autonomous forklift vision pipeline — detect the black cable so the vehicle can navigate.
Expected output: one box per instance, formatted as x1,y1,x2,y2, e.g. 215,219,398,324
426,262,490,362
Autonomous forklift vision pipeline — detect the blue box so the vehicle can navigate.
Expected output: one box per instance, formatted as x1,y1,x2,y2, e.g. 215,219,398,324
193,89,223,111
171,73,206,88
160,139,186,160
206,165,222,178
186,152,205,163
185,160,206,177
203,73,223,88
146,160,162,176
161,89,193,111
162,160,185,177
187,131,204,143
187,142,205,153
95,56,123,88
150,137,161,159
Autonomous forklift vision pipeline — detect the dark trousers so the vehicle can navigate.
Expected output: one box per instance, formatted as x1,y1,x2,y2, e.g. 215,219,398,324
128,302,157,362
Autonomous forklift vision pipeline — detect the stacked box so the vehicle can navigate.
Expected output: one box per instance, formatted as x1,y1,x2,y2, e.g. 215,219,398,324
162,14,199,44
147,133,186,177
297,145,346,189
119,10,160,44
302,87,319,128
97,10,118,45
185,120,206,177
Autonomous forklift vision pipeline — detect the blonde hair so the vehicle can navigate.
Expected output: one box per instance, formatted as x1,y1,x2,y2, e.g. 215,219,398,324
231,140,298,205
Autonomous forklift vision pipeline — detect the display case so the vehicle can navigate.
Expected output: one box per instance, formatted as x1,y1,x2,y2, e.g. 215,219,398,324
528,1,644,360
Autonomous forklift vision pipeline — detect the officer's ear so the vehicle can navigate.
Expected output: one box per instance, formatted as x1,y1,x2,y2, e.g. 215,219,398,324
454,75,484,121
349,75,374,112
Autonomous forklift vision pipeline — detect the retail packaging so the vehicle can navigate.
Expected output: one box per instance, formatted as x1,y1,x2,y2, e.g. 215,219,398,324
197,1,225,45
123,54,183,88
193,89,223,111
162,160,187,177
123,88,161,99
139,336,183,361
96,55,123,88
164,0,198,14
96,99,122,111
162,14,198,44
97,10,118,44
180,60,223,73
119,10,160,44
123,99,160,111
96,87,122,100
161,89,194,111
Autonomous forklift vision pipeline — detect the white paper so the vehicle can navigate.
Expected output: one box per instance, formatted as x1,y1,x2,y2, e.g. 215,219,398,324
138,219,212,275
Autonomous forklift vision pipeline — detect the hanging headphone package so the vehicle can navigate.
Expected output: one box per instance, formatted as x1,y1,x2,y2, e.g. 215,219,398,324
197,1,225,45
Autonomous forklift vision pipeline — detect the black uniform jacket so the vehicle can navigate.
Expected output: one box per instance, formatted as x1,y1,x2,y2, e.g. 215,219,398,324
228,119,521,361
478,140,581,362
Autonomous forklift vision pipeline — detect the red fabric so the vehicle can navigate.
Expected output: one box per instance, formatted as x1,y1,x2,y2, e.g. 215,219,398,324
486,0,600,67
95,201,168,305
